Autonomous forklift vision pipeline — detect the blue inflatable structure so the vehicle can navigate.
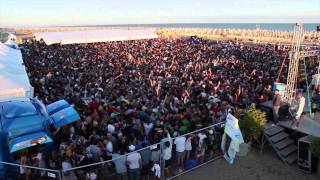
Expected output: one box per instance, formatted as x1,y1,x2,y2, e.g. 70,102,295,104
0,98,80,177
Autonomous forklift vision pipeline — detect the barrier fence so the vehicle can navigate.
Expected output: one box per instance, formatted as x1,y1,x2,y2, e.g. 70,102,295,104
62,121,225,180
0,121,225,180
0,161,63,180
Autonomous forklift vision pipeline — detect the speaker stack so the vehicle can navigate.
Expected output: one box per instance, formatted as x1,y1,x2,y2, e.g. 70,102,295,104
298,135,318,173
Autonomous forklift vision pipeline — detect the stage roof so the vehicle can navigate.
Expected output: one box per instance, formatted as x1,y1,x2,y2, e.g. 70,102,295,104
34,29,158,45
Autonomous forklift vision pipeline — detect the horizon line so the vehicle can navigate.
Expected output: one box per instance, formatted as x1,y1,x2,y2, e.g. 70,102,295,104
1,22,320,29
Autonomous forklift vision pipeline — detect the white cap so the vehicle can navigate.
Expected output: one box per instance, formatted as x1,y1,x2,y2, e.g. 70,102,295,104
129,145,135,151
107,124,115,133
209,130,214,135
88,172,97,180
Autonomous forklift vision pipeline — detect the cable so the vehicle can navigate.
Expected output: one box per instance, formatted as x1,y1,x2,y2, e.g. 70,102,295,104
302,57,315,136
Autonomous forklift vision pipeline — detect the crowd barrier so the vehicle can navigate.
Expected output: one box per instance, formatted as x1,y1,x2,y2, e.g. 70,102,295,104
0,121,225,180
62,121,225,180
0,161,63,180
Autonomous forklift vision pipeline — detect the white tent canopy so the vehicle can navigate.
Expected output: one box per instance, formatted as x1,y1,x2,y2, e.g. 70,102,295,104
34,29,159,45
4,39,19,49
0,42,34,100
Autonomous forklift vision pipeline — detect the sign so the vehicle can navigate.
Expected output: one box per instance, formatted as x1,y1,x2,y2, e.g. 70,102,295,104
9,132,53,153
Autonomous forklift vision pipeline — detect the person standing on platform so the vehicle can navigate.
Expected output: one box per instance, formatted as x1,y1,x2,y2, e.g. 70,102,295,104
293,92,305,128
273,89,281,124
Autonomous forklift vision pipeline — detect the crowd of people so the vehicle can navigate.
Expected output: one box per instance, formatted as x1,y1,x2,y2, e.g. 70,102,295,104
16,36,293,180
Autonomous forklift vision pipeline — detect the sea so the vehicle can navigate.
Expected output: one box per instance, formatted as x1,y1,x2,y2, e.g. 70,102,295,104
78,23,319,31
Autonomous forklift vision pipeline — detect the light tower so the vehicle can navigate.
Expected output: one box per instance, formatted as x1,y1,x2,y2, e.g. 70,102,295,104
283,23,320,105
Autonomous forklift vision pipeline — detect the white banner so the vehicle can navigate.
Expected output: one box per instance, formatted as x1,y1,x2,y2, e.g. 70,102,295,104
222,113,244,164
224,113,244,151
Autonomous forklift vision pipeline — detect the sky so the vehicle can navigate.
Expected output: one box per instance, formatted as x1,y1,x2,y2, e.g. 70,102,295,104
0,0,319,27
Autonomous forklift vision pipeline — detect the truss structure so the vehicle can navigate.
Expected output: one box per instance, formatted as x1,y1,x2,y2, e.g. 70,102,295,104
283,23,304,103
283,23,320,104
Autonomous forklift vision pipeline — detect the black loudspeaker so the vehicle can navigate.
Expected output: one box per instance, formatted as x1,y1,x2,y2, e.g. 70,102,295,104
258,101,289,122
298,136,318,173
279,103,289,119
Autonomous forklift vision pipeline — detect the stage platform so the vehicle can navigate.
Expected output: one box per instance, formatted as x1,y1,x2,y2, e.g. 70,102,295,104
260,100,320,137
278,114,320,137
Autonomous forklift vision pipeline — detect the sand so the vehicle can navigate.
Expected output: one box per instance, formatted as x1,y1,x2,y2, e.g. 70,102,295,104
175,147,318,180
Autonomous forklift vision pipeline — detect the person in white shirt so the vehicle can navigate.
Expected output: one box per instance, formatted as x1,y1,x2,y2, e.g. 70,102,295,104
161,129,173,176
143,120,154,137
293,91,305,128
174,131,186,170
126,145,142,180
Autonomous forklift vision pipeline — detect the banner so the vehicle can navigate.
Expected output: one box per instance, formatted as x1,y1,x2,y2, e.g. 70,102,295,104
222,113,244,164
224,113,244,151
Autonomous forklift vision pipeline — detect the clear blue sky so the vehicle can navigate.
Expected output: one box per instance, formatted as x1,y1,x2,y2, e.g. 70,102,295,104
0,0,319,27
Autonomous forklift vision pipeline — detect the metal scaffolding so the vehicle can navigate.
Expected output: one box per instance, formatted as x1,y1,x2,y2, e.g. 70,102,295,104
283,23,320,104
283,23,304,103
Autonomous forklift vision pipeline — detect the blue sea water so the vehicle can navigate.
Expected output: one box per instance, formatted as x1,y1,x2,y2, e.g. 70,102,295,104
80,23,319,31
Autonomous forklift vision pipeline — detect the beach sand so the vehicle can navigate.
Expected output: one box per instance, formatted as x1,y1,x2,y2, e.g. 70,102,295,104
175,147,318,180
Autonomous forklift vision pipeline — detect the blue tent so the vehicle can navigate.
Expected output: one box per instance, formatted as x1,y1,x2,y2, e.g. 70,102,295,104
0,98,80,177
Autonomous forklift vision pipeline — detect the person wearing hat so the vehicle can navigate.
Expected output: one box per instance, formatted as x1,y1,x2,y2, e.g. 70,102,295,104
273,89,281,124
126,145,142,180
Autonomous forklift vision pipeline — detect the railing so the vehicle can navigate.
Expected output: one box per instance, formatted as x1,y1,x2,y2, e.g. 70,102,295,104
0,121,225,180
0,161,63,180
62,121,225,180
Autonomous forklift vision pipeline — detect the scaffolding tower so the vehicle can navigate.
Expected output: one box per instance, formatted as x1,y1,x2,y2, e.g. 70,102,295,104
283,23,304,103
283,23,320,104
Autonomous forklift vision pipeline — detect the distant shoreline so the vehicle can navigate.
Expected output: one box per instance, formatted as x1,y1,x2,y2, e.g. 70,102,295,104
1,23,319,31
67,23,320,31
0,24,319,45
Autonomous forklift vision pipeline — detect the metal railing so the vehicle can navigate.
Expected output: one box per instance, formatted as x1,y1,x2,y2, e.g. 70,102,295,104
0,121,225,180
0,160,63,180
61,121,225,180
